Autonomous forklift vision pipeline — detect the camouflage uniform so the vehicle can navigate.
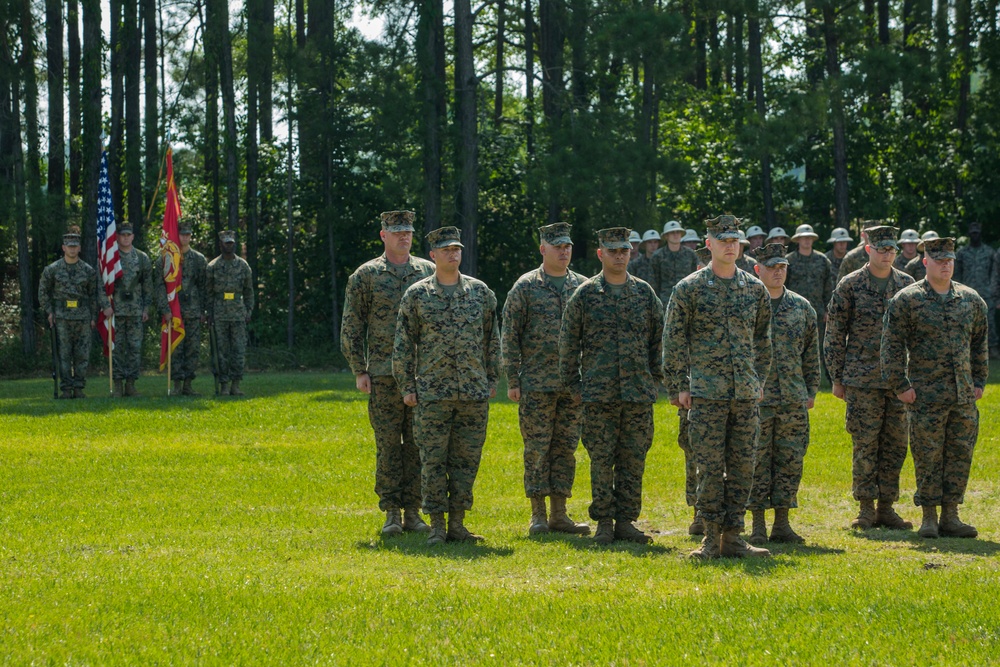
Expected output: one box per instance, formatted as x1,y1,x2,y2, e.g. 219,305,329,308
677,407,697,506
836,245,869,283
393,268,500,515
955,243,997,348
502,265,586,499
206,251,255,384
785,250,834,320
559,270,663,525
111,248,154,381
825,249,847,278
748,288,820,510
164,247,209,381
735,254,757,273
904,254,926,281
893,253,918,272
882,278,987,509
39,257,107,393
342,247,435,512
825,257,914,503
662,264,772,530
650,246,698,305
627,254,655,286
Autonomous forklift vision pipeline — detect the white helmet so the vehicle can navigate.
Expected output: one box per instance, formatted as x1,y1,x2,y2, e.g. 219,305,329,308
737,230,750,246
745,225,766,239
766,227,789,241
641,229,661,243
827,227,853,243
790,224,819,241
917,230,939,252
662,220,684,235
900,229,920,243
680,229,700,244
629,230,642,243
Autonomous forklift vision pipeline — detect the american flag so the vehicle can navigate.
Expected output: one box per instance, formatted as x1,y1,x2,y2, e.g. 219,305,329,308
96,150,122,356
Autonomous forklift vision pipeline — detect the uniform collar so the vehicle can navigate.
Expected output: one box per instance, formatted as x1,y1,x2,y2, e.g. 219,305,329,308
533,265,579,291
919,278,960,301
595,273,637,296
430,273,470,296
376,253,421,276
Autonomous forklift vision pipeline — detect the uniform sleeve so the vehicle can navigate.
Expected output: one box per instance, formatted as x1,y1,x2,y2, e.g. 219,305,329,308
484,289,500,392
392,289,419,397
558,290,584,391
205,263,215,320
242,262,255,317
649,289,665,385
93,266,110,314
38,267,53,315
660,285,691,398
971,296,989,388
500,283,526,391
954,250,965,284
822,258,834,316
196,255,208,318
824,283,852,383
752,288,772,391
154,255,170,318
802,303,821,399
141,253,155,315
880,293,911,394
340,270,371,376
651,254,663,301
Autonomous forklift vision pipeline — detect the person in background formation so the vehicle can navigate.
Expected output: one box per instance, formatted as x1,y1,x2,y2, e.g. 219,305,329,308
39,227,111,399
955,221,999,359
651,219,699,304
681,229,701,252
882,237,986,540
629,230,641,261
746,243,820,545
560,227,664,545
627,229,660,286
110,223,154,397
394,226,500,545
785,224,834,378
745,225,767,252
825,226,914,531
904,231,938,281
157,223,209,396
894,229,920,271
662,215,772,559
341,210,435,536
206,230,255,396
766,226,789,247
735,230,757,273
502,222,590,537
695,245,711,269
837,220,881,283
825,227,852,277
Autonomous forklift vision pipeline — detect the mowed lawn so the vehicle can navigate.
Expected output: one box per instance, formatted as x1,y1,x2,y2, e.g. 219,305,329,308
1,372,999,665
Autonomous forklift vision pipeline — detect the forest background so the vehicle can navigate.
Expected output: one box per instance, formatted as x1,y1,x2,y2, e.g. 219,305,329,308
2,0,999,373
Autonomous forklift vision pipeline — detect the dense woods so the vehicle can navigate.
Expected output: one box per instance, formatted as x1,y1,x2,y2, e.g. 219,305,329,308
1,0,999,368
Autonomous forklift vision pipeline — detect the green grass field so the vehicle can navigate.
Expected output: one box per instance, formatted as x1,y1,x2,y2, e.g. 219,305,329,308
1,372,998,665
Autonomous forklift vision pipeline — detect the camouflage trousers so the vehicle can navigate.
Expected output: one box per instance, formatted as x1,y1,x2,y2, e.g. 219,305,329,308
677,408,697,507
844,386,908,502
414,399,489,514
519,390,582,498
112,316,143,380
213,319,247,383
908,401,978,507
581,402,653,523
368,375,422,511
688,398,758,531
748,403,809,510
173,316,202,381
55,319,91,391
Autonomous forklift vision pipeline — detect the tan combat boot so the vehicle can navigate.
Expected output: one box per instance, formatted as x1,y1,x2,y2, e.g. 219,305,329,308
427,513,447,545
615,520,653,544
124,379,140,397
229,380,245,396
182,379,201,396
721,527,771,558
548,495,590,535
917,505,939,539
769,507,805,544
113,380,124,398
528,496,549,535
748,510,768,545
593,519,615,545
73,388,86,399
689,521,721,560
875,500,912,529
939,503,977,538
402,508,430,533
172,380,183,396
851,499,876,529
446,509,484,542
219,382,229,396
688,508,704,536
381,508,403,536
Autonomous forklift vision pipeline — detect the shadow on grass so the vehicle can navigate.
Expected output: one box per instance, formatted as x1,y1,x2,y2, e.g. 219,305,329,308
309,391,369,404
0,394,219,416
848,527,919,543
687,556,782,575
911,537,1000,556
766,543,845,557
354,536,515,560
557,535,676,556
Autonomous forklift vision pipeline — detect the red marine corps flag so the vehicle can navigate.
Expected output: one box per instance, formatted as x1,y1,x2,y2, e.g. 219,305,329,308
159,147,186,372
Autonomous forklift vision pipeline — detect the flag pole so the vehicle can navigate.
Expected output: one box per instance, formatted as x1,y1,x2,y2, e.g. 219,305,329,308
167,322,172,395
108,313,114,395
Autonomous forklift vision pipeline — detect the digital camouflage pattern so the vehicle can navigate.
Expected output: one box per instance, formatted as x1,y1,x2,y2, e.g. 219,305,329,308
207,255,255,383
414,399,488,513
677,408,697,506
582,402,653,522
661,267,772,400
167,248,208,381
955,243,998,347
650,246,699,303
893,253,918,272
368,375,422,511
844,386,908,501
54,320,92,391
825,266,914,388
735,254,757,273
341,254,435,378
784,250,834,318
904,254,926,281
825,249,846,278
39,258,108,391
907,402,979,507
519,391,583,498
688,398,757,530
112,248,155,381
836,245,869,283
393,274,500,401
558,274,664,403
762,290,820,406
748,404,809,510
627,253,655,285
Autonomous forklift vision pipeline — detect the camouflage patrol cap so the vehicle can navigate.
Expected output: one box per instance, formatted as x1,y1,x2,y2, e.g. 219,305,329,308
923,237,957,260
705,215,742,240
861,219,883,231
119,223,134,234
968,221,982,233
866,226,899,250
539,222,573,246
598,227,633,250
695,246,712,265
63,226,82,247
179,223,194,234
916,230,939,253
426,226,464,249
219,230,237,243
381,210,416,233
753,242,789,267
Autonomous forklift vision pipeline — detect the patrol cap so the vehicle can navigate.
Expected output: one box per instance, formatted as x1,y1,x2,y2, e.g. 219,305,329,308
745,225,766,240
923,237,956,260
641,229,661,243
899,229,920,244
426,226,464,249
539,222,573,246
790,224,819,241
381,210,416,233
705,215,742,240
737,230,750,246
917,230,939,253
695,246,712,265
861,219,882,231
63,225,82,247
119,223,134,234
179,223,194,234
662,220,683,235
766,227,789,241
598,228,633,250
866,226,899,250
753,242,789,267
219,230,237,243
968,221,982,233
827,227,853,243
680,229,700,244
629,230,642,244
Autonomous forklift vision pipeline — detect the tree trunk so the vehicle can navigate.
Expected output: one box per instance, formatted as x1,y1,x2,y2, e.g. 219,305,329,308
201,1,222,242
955,0,972,202
708,9,720,88
694,4,707,89
748,2,775,227
540,0,565,223
109,0,125,223
935,0,950,86
9,63,36,354
260,0,275,142
247,0,262,280
125,0,142,246
206,0,240,234
142,0,157,217
494,0,506,128
454,0,478,276
823,3,850,227
68,0,82,196
418,0,446,236
285,35,295,349
21,0,46,291
524,0,535,157
46,0,66,238
81,0,102,268
734,11,744,96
